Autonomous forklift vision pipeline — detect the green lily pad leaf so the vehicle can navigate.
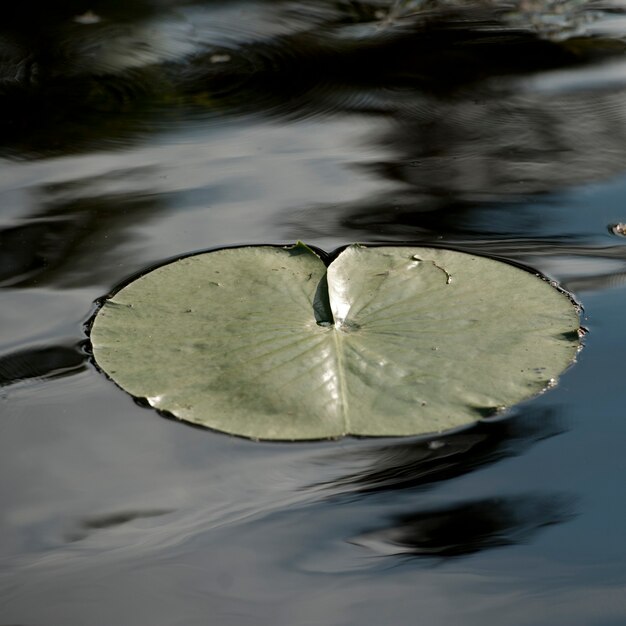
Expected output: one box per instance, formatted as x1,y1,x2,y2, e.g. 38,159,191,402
90,244,580,440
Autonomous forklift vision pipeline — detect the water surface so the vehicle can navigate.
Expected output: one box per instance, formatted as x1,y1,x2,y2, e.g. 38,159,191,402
2,1,626,624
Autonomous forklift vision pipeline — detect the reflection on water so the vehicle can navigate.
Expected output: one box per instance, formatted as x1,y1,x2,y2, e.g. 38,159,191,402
0,178,165,288
309,409,575,563
354,493,575,557
1,0,625,155
318,408,563,493
1,1,625,289
2,1,626,625
0,344,85,387
66,509,174,542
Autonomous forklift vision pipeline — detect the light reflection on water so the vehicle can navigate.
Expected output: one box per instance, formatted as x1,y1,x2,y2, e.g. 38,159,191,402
2,1,626,625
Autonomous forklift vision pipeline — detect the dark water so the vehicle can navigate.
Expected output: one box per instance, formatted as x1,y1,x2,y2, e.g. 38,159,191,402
2,1,626,624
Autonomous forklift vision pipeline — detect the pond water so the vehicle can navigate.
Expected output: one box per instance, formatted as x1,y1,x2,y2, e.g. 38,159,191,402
2,1,626,624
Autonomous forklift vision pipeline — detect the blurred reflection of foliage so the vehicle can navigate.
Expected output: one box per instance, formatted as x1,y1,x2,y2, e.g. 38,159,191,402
283,76,626,236
317,408,563,494
1,0,625,154
352,492,576,558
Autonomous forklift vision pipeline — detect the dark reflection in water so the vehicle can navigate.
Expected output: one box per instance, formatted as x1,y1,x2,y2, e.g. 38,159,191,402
369,89,626,199
66,509,173,542
321,409,562,494
0,345,85,387
0,220,74,286
287,80,626,250
354,493,575,558
4,183,625,296
0,178,164,288
79,508,173,530
1,0,625,155
178,20,579,119
301,408,577,564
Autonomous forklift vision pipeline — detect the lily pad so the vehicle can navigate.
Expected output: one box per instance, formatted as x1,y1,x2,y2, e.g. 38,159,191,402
90,244,580,440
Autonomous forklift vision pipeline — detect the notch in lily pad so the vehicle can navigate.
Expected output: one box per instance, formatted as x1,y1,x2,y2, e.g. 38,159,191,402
89,244,581,441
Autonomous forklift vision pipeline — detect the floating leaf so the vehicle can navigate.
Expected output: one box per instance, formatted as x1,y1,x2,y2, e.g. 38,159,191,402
90,244,580,440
